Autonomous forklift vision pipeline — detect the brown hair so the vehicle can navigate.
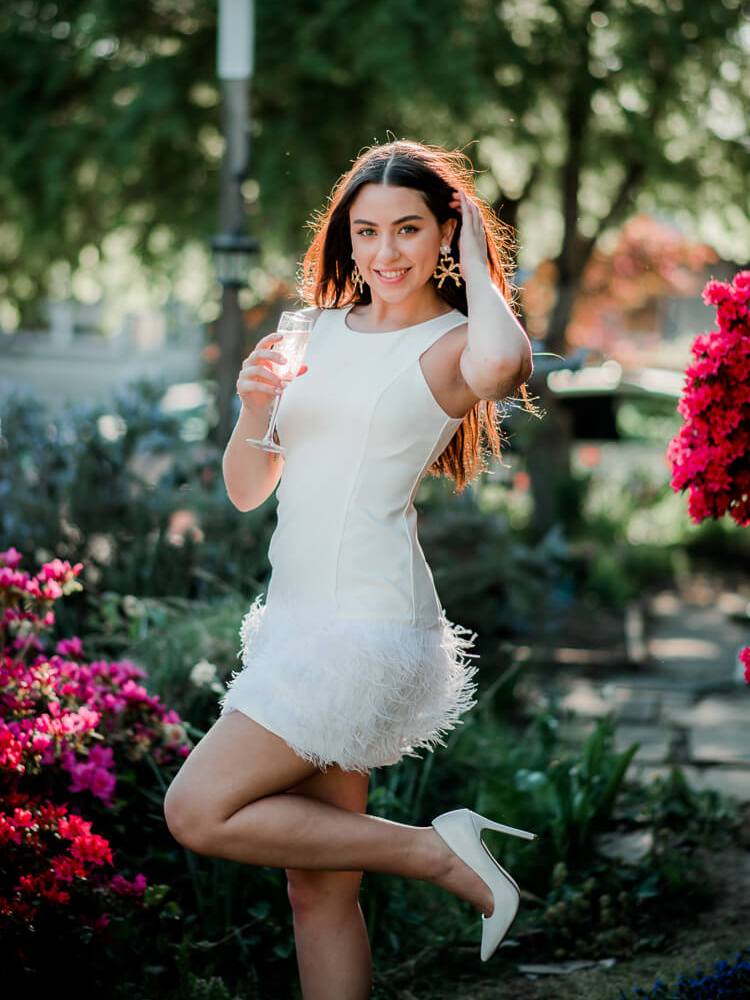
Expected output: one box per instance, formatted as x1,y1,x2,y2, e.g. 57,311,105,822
296,138,539,494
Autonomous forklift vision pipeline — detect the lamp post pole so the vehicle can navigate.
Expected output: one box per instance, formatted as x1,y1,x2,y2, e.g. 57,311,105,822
213,0,257,447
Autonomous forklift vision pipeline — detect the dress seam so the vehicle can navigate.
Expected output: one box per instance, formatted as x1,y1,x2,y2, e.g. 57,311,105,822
402,412,456,626
334,322,463,624
333,370,396,617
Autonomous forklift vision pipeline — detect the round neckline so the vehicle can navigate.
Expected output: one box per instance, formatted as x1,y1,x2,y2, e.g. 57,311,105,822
342,303,463,336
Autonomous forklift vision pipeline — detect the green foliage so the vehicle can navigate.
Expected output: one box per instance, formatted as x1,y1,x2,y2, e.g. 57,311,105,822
0,383,276,616
535,757,741,960
483,712,640,869
176,976,243,1000
539,842,717,960
542,862,669,959
1,0,748,321
0,1,218,321
621,764,740,846
418,482,576,646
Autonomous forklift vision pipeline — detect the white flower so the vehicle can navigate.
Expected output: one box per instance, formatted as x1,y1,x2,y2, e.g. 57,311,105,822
162,721,187,746
190,658,218,687
122,594,145,617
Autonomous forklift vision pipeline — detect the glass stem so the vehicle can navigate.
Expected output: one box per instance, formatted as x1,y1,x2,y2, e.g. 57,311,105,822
264,392,282,444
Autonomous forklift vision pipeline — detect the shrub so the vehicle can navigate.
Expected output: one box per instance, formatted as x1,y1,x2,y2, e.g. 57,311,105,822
0,545,190,987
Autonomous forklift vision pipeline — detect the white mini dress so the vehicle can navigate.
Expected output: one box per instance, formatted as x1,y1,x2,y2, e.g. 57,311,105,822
219,304,480,774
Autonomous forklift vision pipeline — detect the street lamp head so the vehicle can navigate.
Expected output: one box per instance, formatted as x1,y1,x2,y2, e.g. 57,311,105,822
211,233,258,287
217,0,254,80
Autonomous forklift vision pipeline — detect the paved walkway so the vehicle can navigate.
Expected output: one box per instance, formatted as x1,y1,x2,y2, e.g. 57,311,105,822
532,574,750,802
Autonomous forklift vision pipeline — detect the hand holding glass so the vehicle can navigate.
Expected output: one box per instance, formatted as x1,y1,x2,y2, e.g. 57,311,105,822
244,311,313,455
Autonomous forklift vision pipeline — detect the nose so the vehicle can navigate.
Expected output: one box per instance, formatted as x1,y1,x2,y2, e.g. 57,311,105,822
372,235,403,265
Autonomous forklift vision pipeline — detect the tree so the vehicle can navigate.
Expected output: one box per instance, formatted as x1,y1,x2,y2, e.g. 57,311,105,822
2,1,747,499
523,213,719,363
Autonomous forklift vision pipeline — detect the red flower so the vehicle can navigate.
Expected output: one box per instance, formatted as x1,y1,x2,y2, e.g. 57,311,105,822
668,270,750,527
740,647,750,685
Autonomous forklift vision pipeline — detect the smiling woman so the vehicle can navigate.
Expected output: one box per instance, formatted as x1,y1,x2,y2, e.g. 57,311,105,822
166,138,540,1000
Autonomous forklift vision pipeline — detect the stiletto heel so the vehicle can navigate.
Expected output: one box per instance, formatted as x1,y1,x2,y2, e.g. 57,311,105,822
431,807,538,962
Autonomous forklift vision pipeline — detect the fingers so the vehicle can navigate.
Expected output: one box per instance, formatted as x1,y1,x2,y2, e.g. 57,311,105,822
237,380,280,397
450,188,479,216
247,347,287,365
449,189,486,252
237,377,283,396
257,332,285,347
237,334,309,403
236,359,309,401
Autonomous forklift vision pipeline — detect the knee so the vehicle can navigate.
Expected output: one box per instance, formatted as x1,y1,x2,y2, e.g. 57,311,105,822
286,868,363,916
163,782,216,855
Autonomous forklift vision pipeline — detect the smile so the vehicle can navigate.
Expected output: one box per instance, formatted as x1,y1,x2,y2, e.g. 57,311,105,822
374,268,411,283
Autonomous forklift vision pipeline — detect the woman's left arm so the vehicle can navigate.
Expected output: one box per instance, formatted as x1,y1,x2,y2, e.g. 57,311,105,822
451,189,534,399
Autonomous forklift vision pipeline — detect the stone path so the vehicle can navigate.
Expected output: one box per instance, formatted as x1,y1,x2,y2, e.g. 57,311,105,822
531,574,750,801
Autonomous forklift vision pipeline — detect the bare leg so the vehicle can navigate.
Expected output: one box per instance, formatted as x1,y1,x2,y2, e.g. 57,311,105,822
217,791,450,875
290,891,372,1000
284,769,373,1000
189,787,493,916
164,712,495,942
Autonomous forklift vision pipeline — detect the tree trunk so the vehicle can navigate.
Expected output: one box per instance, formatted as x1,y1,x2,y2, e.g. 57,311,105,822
526,391,575,541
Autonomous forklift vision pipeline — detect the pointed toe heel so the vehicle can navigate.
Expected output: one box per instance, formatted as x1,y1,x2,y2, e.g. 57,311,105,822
431,807,537,962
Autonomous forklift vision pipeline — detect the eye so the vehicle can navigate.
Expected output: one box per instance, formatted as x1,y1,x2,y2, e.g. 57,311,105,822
356,225,419,236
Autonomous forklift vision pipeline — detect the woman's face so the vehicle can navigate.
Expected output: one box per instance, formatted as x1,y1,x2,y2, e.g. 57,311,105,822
348,183,455,299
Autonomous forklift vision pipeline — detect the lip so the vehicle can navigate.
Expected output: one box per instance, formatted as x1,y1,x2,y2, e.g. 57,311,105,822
374,267,411,284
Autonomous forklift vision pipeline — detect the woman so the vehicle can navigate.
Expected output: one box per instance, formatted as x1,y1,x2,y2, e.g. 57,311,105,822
164,139,539,998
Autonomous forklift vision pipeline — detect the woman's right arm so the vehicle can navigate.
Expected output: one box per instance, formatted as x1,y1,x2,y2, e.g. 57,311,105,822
223,331,299,512
222,402,285,512
223,309,320,511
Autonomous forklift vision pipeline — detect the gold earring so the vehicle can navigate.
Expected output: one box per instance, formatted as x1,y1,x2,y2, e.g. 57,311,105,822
351,257,365,294
432,244,462,288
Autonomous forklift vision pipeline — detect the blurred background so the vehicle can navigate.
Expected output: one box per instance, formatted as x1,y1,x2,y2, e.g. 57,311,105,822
2,3,750,999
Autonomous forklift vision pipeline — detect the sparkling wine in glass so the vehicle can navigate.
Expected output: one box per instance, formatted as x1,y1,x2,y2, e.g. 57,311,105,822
245,310,314,455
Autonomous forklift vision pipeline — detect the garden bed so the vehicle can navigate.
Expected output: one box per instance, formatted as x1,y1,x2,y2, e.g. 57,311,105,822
371,815,750,1000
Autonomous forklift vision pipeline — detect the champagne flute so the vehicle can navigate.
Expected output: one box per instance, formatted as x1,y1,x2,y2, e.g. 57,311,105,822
245,310,314,454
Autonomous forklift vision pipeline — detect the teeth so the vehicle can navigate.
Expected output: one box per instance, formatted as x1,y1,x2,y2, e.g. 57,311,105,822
378,269,408,278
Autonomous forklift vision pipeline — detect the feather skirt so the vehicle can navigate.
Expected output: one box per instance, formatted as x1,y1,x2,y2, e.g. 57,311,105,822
218,594,480,774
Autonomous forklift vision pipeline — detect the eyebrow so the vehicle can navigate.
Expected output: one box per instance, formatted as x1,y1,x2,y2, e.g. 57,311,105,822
352,215,424,225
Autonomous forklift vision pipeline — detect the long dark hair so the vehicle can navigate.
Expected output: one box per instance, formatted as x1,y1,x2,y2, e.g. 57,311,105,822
296,138,539,493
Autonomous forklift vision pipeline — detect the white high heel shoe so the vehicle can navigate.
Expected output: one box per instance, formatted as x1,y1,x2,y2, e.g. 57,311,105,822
431,808,538,962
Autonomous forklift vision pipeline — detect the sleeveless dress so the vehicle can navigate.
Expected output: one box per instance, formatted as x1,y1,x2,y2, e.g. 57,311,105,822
218,304,480,774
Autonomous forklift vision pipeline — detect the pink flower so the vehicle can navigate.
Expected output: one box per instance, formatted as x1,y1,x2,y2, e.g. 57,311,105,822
56,636,84,658
110,872,148,898
0,547,24,569
0,548,192,934
668,270,750,527
740,647,750,685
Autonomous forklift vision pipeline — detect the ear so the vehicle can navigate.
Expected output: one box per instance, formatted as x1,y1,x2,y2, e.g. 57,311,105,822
440,218,457,246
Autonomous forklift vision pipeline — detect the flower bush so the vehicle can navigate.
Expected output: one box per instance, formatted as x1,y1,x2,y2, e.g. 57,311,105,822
667,271,750,526
667,270,750,681
0,545,191,980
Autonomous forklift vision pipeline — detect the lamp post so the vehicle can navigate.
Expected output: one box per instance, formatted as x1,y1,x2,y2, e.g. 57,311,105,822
212,0,257,446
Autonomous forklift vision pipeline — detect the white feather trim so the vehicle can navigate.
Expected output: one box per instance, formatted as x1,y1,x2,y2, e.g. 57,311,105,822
218,594,480,774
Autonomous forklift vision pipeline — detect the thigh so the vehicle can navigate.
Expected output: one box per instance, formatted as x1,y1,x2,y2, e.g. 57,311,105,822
164,708,321,829
285,764,371,905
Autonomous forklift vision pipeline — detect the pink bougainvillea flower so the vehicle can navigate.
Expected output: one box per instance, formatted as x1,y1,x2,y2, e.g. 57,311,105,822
740,647,750,685
668,270,750,532
0,547,193,933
